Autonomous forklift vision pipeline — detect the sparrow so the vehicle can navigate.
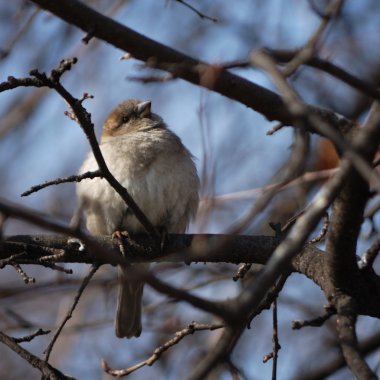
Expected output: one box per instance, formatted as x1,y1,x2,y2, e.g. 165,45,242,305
76,99,199,338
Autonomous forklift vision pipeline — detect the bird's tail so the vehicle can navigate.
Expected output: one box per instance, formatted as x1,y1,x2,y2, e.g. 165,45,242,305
115,264,146,338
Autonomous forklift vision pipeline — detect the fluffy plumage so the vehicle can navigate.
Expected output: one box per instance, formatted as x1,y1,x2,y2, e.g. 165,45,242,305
77,100,199,338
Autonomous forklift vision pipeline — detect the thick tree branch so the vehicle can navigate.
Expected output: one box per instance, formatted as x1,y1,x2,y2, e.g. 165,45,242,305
28,0,352,131
2,234,279,266
3,233,380,319
325,102,380,294
335,296,378,379
323,102,380,378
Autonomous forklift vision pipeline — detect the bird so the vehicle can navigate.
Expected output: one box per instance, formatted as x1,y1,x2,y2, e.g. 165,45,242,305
76,99,200,338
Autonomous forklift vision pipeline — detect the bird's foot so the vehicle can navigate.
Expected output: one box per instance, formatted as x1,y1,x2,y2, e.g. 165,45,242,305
112,230,130,262
156,226,168,252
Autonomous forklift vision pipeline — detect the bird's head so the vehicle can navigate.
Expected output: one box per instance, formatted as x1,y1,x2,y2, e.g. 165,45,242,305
102,99,163,139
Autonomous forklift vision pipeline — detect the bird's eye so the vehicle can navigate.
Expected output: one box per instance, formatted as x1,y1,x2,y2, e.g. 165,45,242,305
122,115,130,123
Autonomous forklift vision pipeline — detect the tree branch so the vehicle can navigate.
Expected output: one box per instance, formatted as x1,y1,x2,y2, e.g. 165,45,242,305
335,296,378,379
2,233,279,266
294,331,380,380
267,48,380,100
102,322,223,377
0,331,74,380
3,232,380,318
28,0,352,131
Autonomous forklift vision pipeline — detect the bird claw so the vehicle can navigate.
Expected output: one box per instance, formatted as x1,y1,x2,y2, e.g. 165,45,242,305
156,226,168,252
67,237,86,251
112,230,130,260
112,230,130,240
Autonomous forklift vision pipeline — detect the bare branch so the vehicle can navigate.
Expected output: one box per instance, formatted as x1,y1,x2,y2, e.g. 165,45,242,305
232,263,252,281
13,328,50,343
359,236,380,269
335,296,378,379
250,49,380,190
44,264,100,362
21,170,102,197
292,305,335,329
29,0,353,130
102,322,223,377
145,272,235,322
281,0,344,77
262,300,281,380
0,331,74,380
267,49,380,100
307,211,329,244
173,0,217,22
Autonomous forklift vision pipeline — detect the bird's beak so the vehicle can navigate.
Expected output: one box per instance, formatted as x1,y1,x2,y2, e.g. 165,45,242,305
136,101,151,118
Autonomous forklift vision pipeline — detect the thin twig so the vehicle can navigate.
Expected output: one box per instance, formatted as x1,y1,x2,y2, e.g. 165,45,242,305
102,322,224,377
280,208,307,235
22,171,102,197
13,328,51,343
308,211,329,244
292,305,335,329
224,128,309,238
44,264,100,362
282,0,344,77
267,122,285,135
263,301,281,380
188,325,245,380
266,48,380,100
220,50,380,102
226,360,246,380
272,300,280,380
145,272,235,322
248,274,289,328
358,236,380,269
233,263,252,281
174,0,217,22
200,168,337,208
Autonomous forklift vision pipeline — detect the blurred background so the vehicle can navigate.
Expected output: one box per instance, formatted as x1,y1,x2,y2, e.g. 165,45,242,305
1,0,380,379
